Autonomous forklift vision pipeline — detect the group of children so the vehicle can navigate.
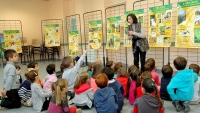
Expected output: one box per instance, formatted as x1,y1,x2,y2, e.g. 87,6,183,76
0,49,200,113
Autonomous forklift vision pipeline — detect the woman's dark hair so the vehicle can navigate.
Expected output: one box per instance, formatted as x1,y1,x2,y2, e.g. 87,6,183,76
142,78,163,107
126,13,138,24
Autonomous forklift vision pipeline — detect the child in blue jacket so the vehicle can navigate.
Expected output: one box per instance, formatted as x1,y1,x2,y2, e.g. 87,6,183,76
167,56,198,112
94,73,118,113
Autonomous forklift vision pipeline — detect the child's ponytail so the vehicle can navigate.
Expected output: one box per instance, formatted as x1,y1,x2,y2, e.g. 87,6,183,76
153,83,163,107
56,82,62,105
51,79,68,105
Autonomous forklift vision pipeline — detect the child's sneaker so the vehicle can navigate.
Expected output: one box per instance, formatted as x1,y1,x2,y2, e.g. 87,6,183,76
183,101,190,113
172,100,182,112
76,108,82,113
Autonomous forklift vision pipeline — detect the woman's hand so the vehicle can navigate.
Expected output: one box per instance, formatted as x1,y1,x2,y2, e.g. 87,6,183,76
128,31,134,36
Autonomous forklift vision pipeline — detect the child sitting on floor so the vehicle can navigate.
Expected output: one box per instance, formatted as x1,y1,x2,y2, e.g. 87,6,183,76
160,65,173,101
94,73,118,113
73,72,93,109
189,64,200,104
47,79,82,113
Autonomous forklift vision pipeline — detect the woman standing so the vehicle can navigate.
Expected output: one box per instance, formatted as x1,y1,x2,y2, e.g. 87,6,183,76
127,13,149,72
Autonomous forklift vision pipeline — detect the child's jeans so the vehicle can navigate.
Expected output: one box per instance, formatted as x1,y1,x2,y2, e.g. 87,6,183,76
1,89,21,108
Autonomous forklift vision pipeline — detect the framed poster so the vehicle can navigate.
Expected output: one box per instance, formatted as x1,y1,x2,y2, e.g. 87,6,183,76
3,30,22,53
44,24,60,47
68,31,79,56
88,20,102,50
106,16,121,50
148,4,172,47
176,0,200,48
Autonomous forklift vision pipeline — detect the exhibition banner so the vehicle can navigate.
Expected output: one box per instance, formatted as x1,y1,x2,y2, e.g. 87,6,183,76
148,4,172,47
106,16,121,50
68,31,79,56
176,0,200,48
3,30,22,53
124,9,144,47
88,20,102,50
44,24,60,47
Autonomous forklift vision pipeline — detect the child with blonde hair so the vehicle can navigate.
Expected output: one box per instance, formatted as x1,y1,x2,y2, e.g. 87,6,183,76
127,65,140,105
73,72,93,109
28,70,52,112
47,79,82,113
116,67,128,97
133,78,164,113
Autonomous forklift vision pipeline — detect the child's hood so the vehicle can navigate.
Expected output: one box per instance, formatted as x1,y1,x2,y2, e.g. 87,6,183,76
176,69,195,82
75,83,92,94
95,87,115,101
143,94,161,108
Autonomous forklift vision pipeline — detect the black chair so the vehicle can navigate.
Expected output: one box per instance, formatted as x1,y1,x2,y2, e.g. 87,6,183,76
21,45,31,64
31,39,43,61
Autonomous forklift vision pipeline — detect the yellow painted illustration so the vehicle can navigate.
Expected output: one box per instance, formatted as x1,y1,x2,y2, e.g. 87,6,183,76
44,24,60,47
3,30,22,53
148,4,172,47
106,16,121,50
68,31,79,56
88,20,102,50
176,0,200,48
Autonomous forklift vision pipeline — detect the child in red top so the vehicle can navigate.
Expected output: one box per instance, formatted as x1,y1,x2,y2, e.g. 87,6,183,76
136,71,160,98
133,78,164,113
116,67,128,97
144,58,160,86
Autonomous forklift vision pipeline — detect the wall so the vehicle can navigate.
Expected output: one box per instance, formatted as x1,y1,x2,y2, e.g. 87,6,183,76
0,0,49,45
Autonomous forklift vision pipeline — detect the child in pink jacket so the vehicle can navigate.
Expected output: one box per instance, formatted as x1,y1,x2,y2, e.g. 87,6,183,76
43,64,58,91
144,58,160,86
127,65,140,105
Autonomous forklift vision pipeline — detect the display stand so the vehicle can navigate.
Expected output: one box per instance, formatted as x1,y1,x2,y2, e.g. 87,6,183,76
0,20,23,66
133,0,165,69
105,3,128,68
83,10,105,66
41,19,64,59
65,14,83,63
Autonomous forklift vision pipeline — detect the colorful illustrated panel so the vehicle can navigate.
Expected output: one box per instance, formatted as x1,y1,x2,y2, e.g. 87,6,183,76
68,31,79,56
106,16,121,50
176,0,200,48
88,20,102,50
3,30,22,53
148,4,172,47
44,24,60,47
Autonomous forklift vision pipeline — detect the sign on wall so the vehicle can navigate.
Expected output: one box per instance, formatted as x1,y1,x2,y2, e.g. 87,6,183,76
124,9,144,47
44,24,60,47
68,31,79,56
3,30,22,53
106,16,121,50
176,0,200,48
88,20,102,50
148,4,172,47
